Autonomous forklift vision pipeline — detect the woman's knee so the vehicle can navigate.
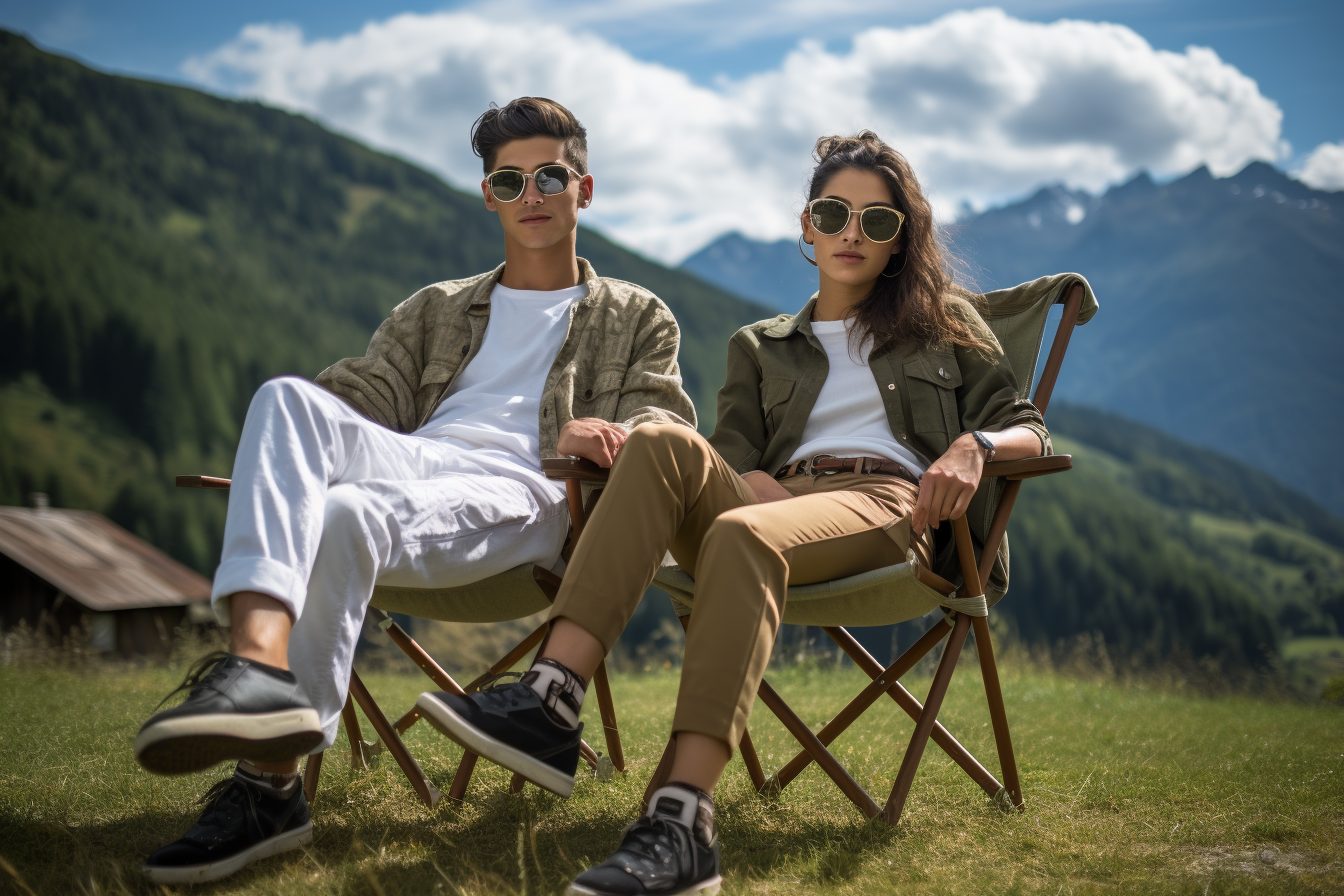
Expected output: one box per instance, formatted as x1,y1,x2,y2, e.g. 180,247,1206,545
622,422,710,465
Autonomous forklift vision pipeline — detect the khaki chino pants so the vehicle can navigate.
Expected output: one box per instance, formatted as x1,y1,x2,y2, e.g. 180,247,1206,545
550,423,928,749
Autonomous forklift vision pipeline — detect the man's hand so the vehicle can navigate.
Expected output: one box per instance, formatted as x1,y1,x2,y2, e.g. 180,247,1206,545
911,433,986,533
558,418,629,468
742,470,793,504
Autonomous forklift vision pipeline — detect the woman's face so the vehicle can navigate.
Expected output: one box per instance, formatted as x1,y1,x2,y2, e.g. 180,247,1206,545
801,167,903,290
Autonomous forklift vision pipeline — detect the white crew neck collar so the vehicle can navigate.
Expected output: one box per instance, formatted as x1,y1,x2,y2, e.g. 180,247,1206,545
492,282,589,300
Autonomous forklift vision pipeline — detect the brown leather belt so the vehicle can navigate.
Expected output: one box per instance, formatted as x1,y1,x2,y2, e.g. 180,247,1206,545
775,454,920,485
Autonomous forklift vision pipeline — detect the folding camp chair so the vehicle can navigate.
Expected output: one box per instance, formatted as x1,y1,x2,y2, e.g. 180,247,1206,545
173,474,627,809
543,274,1097,824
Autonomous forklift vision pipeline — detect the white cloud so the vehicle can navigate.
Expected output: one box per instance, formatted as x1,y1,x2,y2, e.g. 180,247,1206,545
1296,141,1344,191
184,7,1286,262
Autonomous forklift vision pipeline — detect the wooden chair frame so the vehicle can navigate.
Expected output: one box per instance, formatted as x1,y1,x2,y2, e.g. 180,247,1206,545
173,474,627,809
543,283,1086,825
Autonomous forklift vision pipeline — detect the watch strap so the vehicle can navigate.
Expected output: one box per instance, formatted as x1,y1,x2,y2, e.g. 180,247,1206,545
971,430,996,462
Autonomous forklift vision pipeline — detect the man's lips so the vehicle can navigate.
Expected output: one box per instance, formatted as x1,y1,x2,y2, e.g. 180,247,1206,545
518,213,551,225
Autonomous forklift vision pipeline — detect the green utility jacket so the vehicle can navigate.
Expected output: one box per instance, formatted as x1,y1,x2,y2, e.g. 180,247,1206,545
316,259,697,454
708,294,1049,600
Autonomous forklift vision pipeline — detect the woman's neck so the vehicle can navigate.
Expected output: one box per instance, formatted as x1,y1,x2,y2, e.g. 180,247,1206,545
811,271,874,322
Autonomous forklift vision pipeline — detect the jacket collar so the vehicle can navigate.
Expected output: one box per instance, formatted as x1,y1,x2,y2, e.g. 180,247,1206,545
762,294,820,339
469,258,601,308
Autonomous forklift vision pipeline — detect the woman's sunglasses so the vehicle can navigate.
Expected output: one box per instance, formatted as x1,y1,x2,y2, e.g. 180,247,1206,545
807,198,905,243
486,164,580,202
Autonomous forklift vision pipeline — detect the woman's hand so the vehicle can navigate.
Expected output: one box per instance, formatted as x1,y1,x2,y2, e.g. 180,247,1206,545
911,433,986,532
557,418,629,468
742,470,793,504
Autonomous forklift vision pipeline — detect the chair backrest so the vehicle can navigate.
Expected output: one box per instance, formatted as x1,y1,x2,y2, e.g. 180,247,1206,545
975,274,1099,413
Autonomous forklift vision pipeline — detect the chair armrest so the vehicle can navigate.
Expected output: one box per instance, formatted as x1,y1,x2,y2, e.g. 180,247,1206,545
176,475,232,489
982,455,1072,480
541,457,610,483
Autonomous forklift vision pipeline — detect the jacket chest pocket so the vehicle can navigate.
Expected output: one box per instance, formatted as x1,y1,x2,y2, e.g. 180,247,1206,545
903,353,962,454
760,375,795,438
572,367,626,419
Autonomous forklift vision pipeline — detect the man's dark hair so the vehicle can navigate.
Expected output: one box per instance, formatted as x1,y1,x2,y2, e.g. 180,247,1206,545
472,97,588,174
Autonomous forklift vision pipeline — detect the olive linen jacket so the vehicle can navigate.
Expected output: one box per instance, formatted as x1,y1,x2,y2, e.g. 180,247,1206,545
707,295,1049,601
315,259,696,454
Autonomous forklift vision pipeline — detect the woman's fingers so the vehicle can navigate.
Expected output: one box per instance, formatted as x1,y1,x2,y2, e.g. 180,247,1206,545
912,479,934,532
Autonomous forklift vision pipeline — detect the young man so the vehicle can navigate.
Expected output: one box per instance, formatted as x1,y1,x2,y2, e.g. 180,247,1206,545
132,96,695,884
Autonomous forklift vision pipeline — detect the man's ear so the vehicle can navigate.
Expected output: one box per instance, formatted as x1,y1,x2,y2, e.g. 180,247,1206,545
481,179,497,212
579,174,594,209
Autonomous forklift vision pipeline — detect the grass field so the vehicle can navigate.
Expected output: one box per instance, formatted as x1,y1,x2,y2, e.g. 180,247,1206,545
1,657,1341,895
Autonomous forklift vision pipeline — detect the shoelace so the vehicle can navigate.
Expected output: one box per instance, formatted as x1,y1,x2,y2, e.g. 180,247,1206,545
195,776,297,840
196,777,263,837
153,651,231,711
473,672,531,710
615,815,702,883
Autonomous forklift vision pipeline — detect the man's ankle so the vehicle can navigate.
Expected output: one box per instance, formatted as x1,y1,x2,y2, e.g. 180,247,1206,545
236,760,301,798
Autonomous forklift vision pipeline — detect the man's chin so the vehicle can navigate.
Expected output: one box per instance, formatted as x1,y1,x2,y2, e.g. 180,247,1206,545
507,228,571,252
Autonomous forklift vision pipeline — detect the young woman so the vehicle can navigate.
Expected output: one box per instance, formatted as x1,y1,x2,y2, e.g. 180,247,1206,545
417,131,1051,896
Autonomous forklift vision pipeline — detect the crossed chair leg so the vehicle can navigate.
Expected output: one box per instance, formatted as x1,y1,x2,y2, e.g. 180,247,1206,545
643,516,1023,825
303,568,627,808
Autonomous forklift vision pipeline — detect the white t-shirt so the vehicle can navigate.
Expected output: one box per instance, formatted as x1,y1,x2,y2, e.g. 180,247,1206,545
414,281,587,496
786,318,927,477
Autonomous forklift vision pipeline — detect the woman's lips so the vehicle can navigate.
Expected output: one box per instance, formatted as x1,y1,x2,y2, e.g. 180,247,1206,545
834,251,865,262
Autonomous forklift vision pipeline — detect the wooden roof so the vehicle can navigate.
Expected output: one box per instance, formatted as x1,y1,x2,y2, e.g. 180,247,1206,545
0,507,211,611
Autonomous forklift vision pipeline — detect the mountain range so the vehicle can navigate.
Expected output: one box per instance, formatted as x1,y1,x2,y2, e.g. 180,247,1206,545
681,164,1344,511
2,31,1340,671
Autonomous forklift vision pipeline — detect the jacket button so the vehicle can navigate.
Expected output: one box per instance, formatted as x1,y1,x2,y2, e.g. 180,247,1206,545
887,383,896,391
584,389,593,399
938,367,949,379
461,344,470,356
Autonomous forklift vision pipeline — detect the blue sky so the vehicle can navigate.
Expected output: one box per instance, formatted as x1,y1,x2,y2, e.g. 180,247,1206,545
3,1,1341,260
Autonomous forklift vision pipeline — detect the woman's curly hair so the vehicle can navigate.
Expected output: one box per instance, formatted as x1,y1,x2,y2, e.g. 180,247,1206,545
807,131,993,354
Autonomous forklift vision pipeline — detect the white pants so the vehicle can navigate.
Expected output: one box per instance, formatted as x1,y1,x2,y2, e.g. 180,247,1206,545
212,377,569,750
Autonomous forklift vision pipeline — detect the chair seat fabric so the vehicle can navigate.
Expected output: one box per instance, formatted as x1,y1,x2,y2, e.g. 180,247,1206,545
653,556,949,627
371,565,550,622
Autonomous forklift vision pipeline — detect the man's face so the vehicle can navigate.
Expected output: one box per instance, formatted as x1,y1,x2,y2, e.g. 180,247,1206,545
481,136,594,251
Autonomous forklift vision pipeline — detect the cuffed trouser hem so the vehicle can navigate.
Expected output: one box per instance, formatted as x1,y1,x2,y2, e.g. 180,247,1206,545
210,557,307,626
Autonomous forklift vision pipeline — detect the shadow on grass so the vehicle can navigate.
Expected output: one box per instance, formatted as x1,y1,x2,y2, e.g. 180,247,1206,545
1,775,917,895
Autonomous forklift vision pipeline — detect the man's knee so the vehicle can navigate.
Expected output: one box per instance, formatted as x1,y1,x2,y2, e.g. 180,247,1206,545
249,375,318,418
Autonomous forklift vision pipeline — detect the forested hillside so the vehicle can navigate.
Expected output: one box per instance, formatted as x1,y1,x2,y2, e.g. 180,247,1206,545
3,32,1340,672
0,31,767,574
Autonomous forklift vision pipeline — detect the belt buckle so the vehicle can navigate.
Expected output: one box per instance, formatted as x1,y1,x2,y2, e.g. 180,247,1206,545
810,453,838,476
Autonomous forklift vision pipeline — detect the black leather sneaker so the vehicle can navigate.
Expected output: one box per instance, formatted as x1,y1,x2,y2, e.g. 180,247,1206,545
568,786,721,895
134,652,323,775
416,676,582,797
142,769,312,884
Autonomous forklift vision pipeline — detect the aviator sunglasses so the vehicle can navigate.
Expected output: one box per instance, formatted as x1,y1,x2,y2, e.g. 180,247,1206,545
807,198,905,243
486,164,581,202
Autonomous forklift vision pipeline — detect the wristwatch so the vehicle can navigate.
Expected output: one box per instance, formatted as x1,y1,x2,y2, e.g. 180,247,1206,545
971,430,996,462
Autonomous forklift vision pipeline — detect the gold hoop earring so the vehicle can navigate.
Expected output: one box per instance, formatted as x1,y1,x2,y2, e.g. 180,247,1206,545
797,234,818,267
880,252,907,279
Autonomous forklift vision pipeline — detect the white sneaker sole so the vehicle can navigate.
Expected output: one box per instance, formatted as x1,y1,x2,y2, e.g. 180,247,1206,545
415,692,575,798
567,874,722,896
142,820,313,884
134,709,323,775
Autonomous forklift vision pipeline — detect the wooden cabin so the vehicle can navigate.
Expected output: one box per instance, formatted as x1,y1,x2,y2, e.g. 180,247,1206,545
0,502,212,656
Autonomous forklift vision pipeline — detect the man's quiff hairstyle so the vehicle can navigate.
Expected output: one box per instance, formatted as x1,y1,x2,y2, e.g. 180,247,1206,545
472,97,588,175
